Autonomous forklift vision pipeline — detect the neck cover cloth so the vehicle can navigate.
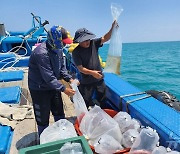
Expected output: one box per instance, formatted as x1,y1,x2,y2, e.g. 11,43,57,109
47,26,63,51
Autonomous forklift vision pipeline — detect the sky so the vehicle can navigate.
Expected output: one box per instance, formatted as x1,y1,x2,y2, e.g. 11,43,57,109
1,0,180,43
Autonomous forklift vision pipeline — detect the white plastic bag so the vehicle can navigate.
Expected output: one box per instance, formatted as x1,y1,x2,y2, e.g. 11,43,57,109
79,106,122,146
94,134,123,154
113,111,131,133
111,3,123,21
40,119,77,144
104,3,123,75
152,146,167,154
129,128,160,154
167,151,180,154
122,129,140,148
121,119,141,133
71,80,88,123
60,142,83,154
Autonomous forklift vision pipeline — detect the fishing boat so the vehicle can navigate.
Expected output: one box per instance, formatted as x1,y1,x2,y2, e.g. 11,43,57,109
0,14,179,154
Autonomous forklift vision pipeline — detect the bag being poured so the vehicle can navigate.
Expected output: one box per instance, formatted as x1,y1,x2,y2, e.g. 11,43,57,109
104,3,123,75
71,79,88,124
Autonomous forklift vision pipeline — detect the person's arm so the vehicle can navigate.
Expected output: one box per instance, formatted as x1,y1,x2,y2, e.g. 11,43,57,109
35,53,75,96
101,20,117,44
77,65,103,79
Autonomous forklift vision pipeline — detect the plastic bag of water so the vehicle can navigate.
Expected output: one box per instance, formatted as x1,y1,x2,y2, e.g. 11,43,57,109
167,151,180,154
104,3,123,75
113,111,131,133
40,119,77,144
129,128,159,154
60,142,83,154
94,134,123,154
71,79,88,123
122,129,139,148
152,146,167,154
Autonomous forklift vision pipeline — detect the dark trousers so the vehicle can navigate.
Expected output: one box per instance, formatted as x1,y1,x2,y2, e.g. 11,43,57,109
29,89,65,126
78,80,107,108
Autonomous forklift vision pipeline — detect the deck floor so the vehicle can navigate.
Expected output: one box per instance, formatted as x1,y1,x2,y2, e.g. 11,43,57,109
0,69,76,154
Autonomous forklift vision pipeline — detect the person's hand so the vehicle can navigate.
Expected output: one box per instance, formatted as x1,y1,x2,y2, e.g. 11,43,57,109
63,87,75,97
112,20,119,28
92,70,103,79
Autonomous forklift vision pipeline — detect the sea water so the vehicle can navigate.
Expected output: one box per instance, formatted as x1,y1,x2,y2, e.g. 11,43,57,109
99,41,180,100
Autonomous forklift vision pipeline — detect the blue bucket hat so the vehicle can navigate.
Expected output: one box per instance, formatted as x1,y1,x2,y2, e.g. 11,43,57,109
73,28,96,43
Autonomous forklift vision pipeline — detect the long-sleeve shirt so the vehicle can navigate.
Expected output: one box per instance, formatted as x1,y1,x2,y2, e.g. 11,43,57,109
28,42,72,91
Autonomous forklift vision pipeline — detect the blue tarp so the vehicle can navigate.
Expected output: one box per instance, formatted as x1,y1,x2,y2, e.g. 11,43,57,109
0,86,21,104
0,70,24,82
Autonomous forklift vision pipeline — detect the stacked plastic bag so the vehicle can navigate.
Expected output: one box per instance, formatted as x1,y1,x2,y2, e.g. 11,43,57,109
78,106,180,154
113,111,141,148
79,105,143,153
77,105,143,153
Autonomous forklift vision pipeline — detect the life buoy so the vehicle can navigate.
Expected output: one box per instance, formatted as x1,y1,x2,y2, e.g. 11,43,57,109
146,90,180,111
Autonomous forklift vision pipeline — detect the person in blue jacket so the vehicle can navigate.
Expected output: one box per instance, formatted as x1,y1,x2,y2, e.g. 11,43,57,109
28,26,76,136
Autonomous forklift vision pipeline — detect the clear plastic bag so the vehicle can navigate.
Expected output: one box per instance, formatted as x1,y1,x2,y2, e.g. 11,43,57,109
114,112,141,133
122,119,141,133
71,80,88,123
79,105,122,146
113,111,131,133
129,128,160,154
111,3,123,21
60,142,83,154
129,119,141,132
122,129,140,148
40,119,77,144
152,146,167,154
94,134,123,154
167,151,180,154
104,3,123,75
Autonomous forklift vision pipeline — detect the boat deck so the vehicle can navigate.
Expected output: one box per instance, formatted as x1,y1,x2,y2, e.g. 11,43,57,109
0,69,76,154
